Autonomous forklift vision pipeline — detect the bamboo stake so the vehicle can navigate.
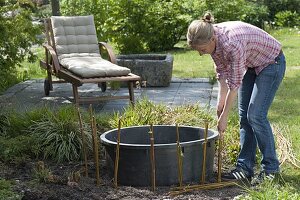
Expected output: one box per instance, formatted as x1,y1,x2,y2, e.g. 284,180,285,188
201,121,209,184
170,181,236,196
150,124,154,134
76,107,88,177
89,105,95,156
149,124,156,191
114,118,121,188
89,104,100,186
92,116,100,186
217,132,224,183
171,180,236,191
176,123,183,188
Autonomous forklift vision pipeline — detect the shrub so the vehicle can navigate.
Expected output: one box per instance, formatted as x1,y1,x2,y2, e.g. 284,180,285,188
60,0,112,42
203,0,268,28
275,11,300,27
106,0,192,53
143,0,192,52
0,2,42,93
60,0,193,53
261,0,300,23
242,2,268,28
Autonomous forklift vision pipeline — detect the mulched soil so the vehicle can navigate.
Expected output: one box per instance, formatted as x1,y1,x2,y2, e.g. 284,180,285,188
1,159,244,200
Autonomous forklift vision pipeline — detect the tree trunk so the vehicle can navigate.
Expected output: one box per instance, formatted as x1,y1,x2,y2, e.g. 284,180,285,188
51,0,60,16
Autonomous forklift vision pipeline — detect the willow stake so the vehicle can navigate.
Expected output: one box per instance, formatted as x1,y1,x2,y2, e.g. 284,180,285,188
217,132,224,183
77,107,88,177
92,116,100,186
114,118,121,188
170,181,236,196
89,105,95,154
176,124,183,188
149,125,156,191
201,121,209,184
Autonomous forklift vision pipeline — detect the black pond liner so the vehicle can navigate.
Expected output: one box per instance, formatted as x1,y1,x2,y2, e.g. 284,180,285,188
100,125,219,186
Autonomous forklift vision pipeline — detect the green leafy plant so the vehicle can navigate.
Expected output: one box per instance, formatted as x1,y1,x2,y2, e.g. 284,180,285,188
0,179,21,200
0,135,36,163
32,161,53,183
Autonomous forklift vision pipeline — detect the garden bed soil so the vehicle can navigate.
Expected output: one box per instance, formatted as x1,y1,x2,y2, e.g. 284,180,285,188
1,160,244,200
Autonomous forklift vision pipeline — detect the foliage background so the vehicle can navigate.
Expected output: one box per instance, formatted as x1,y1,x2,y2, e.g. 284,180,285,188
0,0,42,93
59,0,299,54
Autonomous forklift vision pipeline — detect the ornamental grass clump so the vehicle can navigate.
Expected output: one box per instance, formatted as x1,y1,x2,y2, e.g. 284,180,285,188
110,98,215,128
29,106,92,163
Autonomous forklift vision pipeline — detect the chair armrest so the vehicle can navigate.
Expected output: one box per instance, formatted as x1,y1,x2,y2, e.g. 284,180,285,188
42,43,61,73
98,42,117,64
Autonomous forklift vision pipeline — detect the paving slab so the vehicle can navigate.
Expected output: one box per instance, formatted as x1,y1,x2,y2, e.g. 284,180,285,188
0,78,218,114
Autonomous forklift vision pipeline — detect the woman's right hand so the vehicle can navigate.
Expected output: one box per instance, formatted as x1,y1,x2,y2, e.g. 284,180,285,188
217,108,223,118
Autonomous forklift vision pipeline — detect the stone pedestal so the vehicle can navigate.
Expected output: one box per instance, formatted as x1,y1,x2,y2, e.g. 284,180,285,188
116,54,173,87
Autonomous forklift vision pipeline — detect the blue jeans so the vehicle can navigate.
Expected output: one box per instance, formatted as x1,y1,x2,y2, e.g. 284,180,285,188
237,52,286,176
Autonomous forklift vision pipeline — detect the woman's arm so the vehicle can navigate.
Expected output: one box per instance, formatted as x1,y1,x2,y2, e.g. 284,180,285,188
218,88,238,133
217,78,228,117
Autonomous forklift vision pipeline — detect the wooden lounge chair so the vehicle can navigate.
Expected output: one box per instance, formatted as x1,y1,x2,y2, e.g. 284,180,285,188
40,15,140,105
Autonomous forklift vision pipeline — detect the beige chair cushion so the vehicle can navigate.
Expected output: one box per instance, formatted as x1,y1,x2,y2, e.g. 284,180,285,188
51,15,100,57
60,56,131,78
50,15,131,78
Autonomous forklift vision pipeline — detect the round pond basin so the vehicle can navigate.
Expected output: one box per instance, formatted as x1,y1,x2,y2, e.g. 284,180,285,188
100,125,219,186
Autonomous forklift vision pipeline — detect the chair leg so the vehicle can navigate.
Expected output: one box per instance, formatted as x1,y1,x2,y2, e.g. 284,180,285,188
128,81,135,106
72,84,80,106
47,70,53,91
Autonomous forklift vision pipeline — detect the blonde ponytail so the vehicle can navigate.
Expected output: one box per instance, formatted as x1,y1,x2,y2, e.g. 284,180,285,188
187,12,214,46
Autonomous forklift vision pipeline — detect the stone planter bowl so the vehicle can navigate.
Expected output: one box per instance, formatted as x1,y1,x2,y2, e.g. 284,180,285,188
116,54,173,87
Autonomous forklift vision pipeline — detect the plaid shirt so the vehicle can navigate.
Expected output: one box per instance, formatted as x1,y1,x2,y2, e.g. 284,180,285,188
211,21,282,89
